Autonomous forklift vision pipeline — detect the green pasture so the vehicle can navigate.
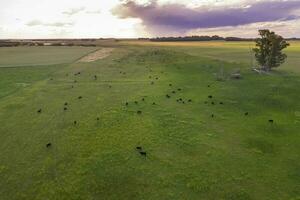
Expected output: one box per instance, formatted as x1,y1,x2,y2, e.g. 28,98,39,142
0,43,299,200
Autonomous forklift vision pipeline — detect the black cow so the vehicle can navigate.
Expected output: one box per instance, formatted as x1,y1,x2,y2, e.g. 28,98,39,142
46,143,52,148
136,146,142,150
137,110,142,114
139,151,147,156
208,95,213,99
245,112,249,116
269,119,274,123
166,94,171,98
37,109,42,113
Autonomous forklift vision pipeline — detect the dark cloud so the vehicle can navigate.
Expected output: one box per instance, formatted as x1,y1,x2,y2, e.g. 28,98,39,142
112,0,300,35
26,20,73,27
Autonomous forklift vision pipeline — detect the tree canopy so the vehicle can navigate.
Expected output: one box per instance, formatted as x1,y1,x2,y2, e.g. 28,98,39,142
253,30,289,71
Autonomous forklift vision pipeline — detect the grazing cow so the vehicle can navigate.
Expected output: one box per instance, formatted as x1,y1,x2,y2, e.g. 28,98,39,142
125,102,129,106
151,82,154,85
169,84,172,86
208,85,210,87
50,78,53,81
178,88,182,91
172,91,176,94
166,94,171,98
74,121,77,125
71,85,74,88
211,102,215,105
136,146,142,150
64,107,68,111
46,143,52,148
142,98,145,101
156,77,158,80
208,95,213,99
94,75,97,80
149,76,152,79
211,114,214,118
139,151,147,156
188,99,192,102
137,110,142,114
219,102,224,105
182,101,185,104
64,102,68,106
109,85,112,88
74,80,77,83
97,117,100,121
37,109,42,113
179,98,183,101
78,96,82,99
245,112,249,116
135,101,138,104
152,102,156,105
269,119,274,123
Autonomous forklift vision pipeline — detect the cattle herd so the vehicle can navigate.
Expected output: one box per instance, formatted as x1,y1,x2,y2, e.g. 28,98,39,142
39,67,275,157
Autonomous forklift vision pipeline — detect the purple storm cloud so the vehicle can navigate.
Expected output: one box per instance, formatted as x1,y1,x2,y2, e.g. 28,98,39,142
112,0,300,35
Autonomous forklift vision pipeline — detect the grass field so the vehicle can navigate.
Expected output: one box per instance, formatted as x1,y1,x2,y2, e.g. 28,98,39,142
0,46,98,67
120,40,300,73
0,42,300,200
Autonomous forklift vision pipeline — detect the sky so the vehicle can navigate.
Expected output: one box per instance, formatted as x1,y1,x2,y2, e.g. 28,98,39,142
0,0,300,39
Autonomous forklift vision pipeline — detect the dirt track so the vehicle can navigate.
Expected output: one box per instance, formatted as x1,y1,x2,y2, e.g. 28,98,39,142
78,48,114,62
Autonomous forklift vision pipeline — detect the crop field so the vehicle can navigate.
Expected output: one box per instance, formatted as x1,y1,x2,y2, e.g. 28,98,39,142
0,42,300,200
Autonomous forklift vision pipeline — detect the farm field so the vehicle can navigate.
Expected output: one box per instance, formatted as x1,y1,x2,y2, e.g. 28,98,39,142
121,40,300,73
0,42,300,200
0,46,98,67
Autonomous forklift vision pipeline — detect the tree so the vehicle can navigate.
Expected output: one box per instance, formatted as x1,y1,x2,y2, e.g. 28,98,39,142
253,30,289,71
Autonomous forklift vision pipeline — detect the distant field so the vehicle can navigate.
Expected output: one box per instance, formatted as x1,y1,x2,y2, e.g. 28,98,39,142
0,46,98,67
120,40,300,73
0,43,300,200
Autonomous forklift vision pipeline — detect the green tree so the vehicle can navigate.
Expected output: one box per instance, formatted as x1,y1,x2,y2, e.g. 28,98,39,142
253,30,289,71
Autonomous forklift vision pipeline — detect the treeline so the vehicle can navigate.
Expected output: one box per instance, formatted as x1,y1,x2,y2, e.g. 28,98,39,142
0,40,97,47
148,36,254,42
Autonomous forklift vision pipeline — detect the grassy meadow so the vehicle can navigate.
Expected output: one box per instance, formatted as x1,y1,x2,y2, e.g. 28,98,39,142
0,42,300,200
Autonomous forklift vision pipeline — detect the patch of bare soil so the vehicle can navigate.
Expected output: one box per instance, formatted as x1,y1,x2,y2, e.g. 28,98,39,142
78,48,114,62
